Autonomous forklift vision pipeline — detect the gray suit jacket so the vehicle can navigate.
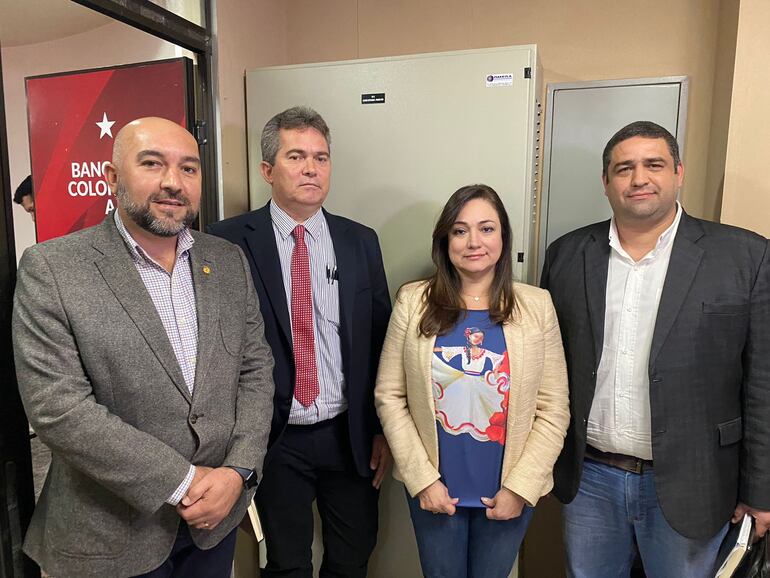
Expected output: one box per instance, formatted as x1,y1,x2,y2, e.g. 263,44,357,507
12,216,275,577
542,212,770,539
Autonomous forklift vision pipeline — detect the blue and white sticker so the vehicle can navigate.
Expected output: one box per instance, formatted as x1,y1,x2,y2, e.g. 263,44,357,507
485,73,513,87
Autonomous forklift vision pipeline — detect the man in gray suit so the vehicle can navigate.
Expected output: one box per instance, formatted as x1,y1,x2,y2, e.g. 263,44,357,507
12,117,275,577
541,121,770,577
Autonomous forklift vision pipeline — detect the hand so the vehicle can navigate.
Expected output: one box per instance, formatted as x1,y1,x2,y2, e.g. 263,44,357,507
417,480,459,516
733,503,770,538
369,434,392,489
481,487,525,520
187,465,213,500
177,467,243,530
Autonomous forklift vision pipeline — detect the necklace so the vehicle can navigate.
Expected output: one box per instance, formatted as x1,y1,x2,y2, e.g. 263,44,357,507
462,293,483,303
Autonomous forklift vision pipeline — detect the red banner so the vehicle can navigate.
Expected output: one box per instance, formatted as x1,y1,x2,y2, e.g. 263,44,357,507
26,58,193,242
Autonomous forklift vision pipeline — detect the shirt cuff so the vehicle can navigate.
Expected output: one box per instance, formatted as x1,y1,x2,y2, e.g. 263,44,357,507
166,465,196,506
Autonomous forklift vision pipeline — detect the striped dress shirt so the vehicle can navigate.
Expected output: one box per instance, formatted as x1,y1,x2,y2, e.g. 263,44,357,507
114,211,197,505
270,200,347,424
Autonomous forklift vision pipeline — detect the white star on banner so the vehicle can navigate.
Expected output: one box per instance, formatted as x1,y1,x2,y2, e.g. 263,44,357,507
96,113,116,139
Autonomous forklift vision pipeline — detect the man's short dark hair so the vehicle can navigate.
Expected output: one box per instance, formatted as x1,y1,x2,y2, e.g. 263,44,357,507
13,175,33,205
602,121,681,180
261,106,331,165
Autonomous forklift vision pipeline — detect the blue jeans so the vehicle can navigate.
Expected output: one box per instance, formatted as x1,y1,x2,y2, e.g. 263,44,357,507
563,460,728,578
407,492,533,578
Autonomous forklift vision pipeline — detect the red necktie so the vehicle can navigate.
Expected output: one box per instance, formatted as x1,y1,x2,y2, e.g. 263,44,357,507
291,225,319,406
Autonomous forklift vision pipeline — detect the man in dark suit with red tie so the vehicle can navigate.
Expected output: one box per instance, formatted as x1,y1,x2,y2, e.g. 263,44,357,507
208,106,392,577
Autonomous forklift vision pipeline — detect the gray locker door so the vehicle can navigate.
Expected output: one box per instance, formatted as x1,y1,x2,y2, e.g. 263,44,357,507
246,45,540,293
536,77,688,279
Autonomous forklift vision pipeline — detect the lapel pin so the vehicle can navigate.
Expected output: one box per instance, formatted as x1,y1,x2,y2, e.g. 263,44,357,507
202,265,211,275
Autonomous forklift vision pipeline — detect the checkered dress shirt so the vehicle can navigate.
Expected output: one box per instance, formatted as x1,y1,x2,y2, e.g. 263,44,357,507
114,211,197,505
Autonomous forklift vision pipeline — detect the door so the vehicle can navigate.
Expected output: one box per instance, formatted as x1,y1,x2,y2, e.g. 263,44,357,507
536,76,688,279
0,49,38,578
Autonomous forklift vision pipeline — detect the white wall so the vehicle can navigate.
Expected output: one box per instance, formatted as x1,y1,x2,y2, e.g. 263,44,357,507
2,21,178,261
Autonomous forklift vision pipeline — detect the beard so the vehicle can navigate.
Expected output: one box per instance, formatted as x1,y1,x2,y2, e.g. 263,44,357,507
115,182,197,237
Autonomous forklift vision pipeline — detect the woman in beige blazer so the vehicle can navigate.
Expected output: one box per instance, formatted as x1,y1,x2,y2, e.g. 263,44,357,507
375,184,569,578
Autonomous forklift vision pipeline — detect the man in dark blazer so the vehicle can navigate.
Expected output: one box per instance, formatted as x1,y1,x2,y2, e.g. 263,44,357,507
541,121,770,577
208,106,391,577
12,118,275,577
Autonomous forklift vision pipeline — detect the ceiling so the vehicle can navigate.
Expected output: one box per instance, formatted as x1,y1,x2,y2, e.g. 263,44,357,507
0,0,112,48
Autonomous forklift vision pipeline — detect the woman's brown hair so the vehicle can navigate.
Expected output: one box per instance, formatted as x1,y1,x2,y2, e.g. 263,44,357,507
418,184,517,337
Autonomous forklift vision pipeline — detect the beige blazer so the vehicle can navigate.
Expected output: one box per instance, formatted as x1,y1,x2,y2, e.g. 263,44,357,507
374,281,569,507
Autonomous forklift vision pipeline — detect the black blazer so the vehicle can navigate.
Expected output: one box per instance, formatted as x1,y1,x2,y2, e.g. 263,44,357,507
208,202,391,477
541,211,770,539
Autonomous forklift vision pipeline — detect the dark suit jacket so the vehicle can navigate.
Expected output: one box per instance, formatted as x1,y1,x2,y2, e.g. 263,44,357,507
541,211,770,539
208,202,391,477
12,216,275,577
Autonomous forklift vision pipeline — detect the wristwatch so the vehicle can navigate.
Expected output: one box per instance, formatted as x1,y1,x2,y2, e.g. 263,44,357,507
227,466,259,490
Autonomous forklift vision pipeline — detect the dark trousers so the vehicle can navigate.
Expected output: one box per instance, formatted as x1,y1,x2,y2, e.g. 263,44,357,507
255,413,379,578
133,522,237,578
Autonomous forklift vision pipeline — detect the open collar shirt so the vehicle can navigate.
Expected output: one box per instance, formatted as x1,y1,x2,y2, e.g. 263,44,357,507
587,202,683,460
114,211,197,503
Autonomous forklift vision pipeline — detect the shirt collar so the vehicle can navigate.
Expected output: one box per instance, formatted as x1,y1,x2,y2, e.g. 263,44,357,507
270,199,325,241
114,210,194,264
608,201,683,263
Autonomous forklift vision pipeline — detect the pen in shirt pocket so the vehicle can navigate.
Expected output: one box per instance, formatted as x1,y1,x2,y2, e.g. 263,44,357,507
325,265,339,284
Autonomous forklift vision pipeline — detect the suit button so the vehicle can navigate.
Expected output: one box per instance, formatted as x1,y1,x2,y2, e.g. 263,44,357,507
190,414,198,424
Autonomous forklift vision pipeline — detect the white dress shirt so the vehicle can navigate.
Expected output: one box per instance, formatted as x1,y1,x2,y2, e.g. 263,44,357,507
587,203,683,459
